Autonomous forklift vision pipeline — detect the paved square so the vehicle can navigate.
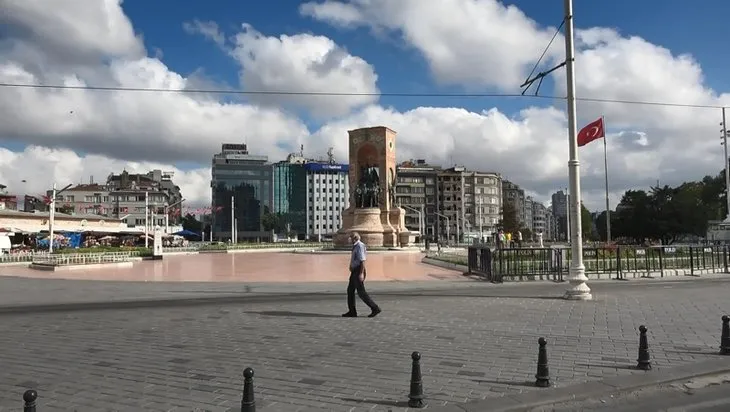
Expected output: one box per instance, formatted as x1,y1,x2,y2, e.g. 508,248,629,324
0,278,728,411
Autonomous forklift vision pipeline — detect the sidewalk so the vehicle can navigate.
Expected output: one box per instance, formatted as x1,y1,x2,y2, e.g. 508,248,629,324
1,276,730,410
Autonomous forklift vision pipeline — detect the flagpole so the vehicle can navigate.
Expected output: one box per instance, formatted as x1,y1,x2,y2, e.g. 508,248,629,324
602,115,611,244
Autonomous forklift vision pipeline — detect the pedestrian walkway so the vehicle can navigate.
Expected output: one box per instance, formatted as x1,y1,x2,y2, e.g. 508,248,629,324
0,251,460,282
1,278,729,410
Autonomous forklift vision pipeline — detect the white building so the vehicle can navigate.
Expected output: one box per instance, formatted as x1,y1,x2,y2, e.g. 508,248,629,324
304,162,349,240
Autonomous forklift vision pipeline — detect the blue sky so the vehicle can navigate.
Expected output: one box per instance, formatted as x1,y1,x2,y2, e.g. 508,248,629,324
123,0,730,121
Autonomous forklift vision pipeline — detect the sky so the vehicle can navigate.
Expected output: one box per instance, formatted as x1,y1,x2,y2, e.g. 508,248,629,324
1,0,729,211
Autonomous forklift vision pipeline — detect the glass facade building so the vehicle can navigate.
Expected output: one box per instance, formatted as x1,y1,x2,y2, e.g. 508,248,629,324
211,144,272,241
273,155,308,238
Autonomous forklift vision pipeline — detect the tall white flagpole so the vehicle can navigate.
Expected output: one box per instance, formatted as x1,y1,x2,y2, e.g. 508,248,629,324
144,191,149,248
563,0,592,300
602,116,611,244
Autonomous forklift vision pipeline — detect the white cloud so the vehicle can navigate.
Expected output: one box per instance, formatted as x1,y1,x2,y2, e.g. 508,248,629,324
0,146,211,206
229,24,379,117
300,0,560,91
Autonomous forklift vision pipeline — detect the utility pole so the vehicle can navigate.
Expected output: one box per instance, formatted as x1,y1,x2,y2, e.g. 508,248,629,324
562,0,592,300
230,195,235,243
144,191,149,248
722,107,729,222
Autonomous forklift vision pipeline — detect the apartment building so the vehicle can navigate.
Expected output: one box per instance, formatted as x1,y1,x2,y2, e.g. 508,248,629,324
551,190,569,240
502,180,526,226
304,161,349,240
50,170,183,231
438,167,502,242
395,160,440,237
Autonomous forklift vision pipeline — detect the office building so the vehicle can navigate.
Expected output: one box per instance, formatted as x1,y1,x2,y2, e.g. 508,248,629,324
437,167,502,242
273,153,308,238
551,190,569,241
395,160,440,237
0,184,17,211
211,143,273,241
304,161,349,240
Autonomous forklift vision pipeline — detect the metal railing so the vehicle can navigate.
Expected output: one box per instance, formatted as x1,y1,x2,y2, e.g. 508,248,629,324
162,242,334,253
467,245,730,282
31,251,134,266
0,252,50,263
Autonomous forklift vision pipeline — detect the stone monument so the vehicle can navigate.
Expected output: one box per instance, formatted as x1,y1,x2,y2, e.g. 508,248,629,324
334,126,410,248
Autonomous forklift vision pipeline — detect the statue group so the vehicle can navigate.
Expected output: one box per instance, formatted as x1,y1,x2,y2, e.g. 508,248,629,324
355,165,380,208
354,165,399,208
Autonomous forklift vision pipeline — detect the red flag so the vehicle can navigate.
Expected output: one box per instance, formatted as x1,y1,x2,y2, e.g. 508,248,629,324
577,117,605,147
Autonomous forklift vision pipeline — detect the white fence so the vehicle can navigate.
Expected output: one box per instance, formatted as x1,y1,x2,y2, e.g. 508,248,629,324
31,252,134,266
0,252,50,264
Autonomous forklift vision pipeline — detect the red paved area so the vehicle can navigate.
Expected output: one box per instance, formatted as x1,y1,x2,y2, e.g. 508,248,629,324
0,252,461,282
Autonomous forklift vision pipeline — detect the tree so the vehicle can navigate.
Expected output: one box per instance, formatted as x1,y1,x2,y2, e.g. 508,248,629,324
181,213,203,233
581,203,598,241
498,201,520,234
58,204,74,214
262,212,288,232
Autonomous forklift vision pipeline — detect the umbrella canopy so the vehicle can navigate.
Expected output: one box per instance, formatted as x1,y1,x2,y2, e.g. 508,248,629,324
172,229,201,238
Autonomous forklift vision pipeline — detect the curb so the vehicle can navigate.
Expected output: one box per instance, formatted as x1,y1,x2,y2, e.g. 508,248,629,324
429,357,730,412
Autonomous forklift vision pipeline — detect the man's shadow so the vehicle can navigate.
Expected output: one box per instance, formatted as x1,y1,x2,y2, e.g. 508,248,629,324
247,310,341,318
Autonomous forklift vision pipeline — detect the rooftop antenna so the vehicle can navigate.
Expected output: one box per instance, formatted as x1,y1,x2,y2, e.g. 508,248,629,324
300,144,304,157
327,147,334,164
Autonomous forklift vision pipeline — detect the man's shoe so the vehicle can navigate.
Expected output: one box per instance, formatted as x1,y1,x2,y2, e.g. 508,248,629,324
367,308,382,318
342,312,357,317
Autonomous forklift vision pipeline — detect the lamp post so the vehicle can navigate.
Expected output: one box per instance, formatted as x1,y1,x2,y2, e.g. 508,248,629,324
721,107,729,222
562,0,592,300
164,198,186,234
401,204,424,241
434,212,450,242
144,191,149,248
48,183,73,253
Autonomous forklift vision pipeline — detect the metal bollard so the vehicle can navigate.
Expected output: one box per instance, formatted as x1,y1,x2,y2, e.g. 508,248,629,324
535,337,551,387
408,351,425,408
636,325,652,370
721,316,730,355
241,368,256,412
23,390,38,412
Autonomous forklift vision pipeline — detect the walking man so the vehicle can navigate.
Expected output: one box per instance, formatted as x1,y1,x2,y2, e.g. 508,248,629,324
342,232,381,318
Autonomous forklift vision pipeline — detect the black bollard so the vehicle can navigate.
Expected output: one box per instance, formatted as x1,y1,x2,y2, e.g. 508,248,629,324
408,351,425,408
241,368,256,412
23,390,37,412
721,316,730,355
535,337,550,388
636,325,652,370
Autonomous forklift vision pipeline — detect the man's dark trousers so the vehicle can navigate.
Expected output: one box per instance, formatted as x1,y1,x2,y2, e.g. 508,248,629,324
347,265,379,314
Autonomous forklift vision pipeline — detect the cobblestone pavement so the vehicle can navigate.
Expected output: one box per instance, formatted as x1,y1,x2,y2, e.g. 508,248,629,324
1,278,729,411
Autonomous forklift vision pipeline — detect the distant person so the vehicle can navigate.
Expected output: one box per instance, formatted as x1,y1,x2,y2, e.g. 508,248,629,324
342,232,381,318
516,230,523,248
506,232,513,248
498,230,505,249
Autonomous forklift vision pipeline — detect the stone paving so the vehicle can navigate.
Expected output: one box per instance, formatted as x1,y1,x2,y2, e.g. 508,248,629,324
0,278,729,411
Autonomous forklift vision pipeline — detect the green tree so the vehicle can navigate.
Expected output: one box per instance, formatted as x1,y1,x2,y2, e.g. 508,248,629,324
580,203,598,241
58,204,74,214
261,212,279,232
498,201,520,234
181,213,202,233
613,189,653,244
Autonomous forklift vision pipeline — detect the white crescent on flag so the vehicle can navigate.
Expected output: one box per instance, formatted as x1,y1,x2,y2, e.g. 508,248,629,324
588,126,600,137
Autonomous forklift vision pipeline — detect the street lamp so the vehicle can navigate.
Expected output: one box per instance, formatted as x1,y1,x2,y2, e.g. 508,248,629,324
401,204,424,239
720,107,729,222
434,212,450,242
164,198,185,234
48,183,73,253
562,0,592,300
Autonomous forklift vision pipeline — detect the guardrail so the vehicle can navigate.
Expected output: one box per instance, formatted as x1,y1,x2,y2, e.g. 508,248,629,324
31,251,134,266
467,245,730,282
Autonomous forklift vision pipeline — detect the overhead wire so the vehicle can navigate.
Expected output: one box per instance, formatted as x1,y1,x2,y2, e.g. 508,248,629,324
0,82,725,110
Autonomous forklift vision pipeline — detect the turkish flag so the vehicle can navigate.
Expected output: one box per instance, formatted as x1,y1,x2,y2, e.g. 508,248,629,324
577,117,605,147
